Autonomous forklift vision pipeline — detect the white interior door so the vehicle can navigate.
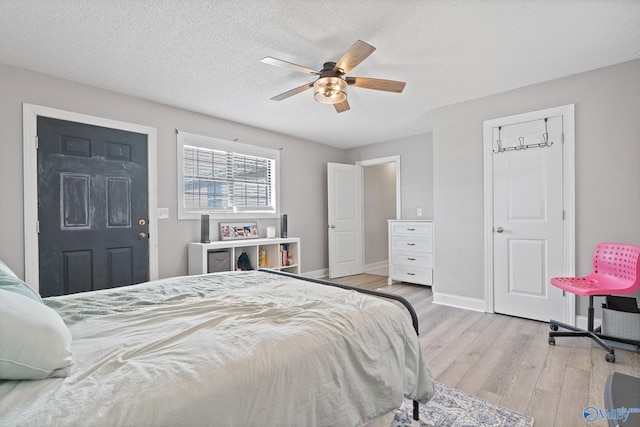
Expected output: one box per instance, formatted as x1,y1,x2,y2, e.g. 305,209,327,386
327,162,363,278
492,115,566,322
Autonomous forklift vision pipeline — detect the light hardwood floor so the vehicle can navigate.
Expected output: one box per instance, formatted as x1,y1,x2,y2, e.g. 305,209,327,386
324,273,640,427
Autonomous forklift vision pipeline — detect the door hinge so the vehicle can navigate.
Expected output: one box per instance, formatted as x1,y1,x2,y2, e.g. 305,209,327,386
562,290,566,297
35,135,38,149
36,220,40,234
562,210,565,220
561,133,565,144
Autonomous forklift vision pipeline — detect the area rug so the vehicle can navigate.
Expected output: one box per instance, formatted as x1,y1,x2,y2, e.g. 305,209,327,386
391,383,534,427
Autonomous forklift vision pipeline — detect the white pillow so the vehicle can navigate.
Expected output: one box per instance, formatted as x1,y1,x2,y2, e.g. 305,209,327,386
0,259,42,303
0,289,74,380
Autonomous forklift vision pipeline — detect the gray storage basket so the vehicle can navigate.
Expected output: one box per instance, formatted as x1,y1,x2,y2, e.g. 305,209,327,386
601,307,640,351
207,250,231,273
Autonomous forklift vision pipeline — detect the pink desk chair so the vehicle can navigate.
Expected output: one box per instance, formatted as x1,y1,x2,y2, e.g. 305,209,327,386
548,243,640,363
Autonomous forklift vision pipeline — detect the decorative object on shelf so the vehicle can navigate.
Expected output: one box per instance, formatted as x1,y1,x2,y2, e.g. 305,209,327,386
266,226,276,238
281,214,287,238
200,215,210,243
219,222,259,241
259,249,267,268
236,252,253,271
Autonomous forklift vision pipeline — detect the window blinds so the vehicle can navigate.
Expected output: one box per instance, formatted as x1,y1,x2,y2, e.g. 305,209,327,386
183,145,274,212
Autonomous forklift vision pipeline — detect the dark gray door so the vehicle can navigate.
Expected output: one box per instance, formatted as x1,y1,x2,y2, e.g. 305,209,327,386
37,117,149,297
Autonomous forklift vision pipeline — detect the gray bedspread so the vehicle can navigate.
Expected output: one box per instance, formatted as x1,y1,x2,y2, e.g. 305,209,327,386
0,270,433,427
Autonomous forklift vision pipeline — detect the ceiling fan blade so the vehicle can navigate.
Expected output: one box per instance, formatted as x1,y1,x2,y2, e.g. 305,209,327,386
333,40,376,74
260,57,319,75
270,82,315,101
346,77,406,93
333,99,350,113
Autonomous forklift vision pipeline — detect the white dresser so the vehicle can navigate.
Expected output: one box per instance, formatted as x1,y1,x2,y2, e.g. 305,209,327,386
388,220,433,286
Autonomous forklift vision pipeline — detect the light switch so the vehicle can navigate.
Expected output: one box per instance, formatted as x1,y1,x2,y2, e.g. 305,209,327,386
417,207,422,216
157,208,169,219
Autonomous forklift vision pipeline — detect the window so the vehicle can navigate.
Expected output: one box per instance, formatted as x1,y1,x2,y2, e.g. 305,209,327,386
177,131,279,219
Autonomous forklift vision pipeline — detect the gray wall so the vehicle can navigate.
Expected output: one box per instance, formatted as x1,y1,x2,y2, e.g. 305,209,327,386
347,133,434,220
432,59,640,315
347,134,434,270
0,62,346,280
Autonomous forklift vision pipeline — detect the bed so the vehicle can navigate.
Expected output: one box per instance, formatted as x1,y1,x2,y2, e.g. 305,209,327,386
0,267,433,427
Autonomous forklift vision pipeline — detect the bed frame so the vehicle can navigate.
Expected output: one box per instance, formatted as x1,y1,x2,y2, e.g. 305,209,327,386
262,269,421,422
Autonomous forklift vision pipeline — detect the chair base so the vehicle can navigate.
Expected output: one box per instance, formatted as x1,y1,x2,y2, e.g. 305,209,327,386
549,319,616,362
549,320,640,363
548,295,640,363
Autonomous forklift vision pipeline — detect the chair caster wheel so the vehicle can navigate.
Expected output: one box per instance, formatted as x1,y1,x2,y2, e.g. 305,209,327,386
550,324,558,331
548,337,555,345
605,353,615,363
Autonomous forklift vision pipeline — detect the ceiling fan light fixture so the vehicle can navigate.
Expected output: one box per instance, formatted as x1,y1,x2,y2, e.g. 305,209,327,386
313,77,347,104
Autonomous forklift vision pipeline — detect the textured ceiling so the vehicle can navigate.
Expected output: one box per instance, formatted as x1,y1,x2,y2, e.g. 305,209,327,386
1,1,639,149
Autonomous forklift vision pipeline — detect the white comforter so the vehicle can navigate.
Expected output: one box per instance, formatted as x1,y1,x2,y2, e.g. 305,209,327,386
0,271,433,427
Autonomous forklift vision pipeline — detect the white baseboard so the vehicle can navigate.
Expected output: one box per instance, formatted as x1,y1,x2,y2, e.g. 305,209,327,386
365,261,388,276
576,315,601,329
302,269,327,279
433,291,485,312
303,263,388,280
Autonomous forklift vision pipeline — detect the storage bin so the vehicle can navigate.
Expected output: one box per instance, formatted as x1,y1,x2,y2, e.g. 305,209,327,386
601,296,640,351
602,307,640,341
207,251,231,273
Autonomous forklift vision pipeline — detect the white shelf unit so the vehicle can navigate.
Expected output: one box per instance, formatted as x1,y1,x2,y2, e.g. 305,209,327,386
188,237,300,275
388,220,433,286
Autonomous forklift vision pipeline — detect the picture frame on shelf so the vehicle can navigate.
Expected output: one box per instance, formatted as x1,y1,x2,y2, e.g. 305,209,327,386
219,222,260,241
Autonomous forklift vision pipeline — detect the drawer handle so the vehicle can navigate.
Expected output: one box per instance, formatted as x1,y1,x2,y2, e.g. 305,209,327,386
406,228,416,231
406,272,416,276
406,243,416,246
407,258,416,261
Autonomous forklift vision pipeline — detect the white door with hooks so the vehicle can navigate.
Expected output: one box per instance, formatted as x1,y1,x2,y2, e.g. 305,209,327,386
483,105,575,323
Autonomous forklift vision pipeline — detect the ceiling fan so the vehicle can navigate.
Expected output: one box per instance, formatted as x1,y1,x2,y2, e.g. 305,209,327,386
261,40,406,113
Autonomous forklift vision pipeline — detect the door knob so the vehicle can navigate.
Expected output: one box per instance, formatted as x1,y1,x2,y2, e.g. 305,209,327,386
138,232,147,239
496,227,504,233
138,219,147,226
329,224,336,229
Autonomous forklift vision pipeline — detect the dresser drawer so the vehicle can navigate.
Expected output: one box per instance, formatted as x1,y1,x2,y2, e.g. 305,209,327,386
392,252,433,268
389,266,433,285
390,221,433,238
391,236,432,253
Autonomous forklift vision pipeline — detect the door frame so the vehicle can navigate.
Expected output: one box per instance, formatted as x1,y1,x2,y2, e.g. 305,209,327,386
23,103,159,291
482,104,575,325
356,154,402,275
356,155,402,220
326,155,401,278
357,155,401,275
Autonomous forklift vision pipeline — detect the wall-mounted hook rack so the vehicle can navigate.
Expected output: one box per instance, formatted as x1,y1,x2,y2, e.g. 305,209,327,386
493,118,554,153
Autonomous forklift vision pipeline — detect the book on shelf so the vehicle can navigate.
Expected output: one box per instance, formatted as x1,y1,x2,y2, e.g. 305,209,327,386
279,244,291,267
